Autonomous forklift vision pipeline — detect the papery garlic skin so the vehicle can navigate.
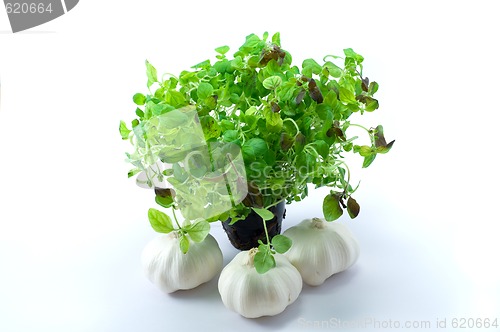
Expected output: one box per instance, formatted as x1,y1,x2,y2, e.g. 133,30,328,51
141,233,223,293
218,249,302,318
283,218,360,286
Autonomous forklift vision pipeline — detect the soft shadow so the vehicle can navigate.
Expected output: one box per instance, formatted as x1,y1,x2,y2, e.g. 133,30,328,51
245,295,304,330
299,266,364,320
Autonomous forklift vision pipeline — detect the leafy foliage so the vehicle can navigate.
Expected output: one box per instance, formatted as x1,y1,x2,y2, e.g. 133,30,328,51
147,208,210,254
251,207,292,274
121,32,394,256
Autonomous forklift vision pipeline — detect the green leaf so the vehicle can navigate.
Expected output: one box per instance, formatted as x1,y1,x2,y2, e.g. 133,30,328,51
279,132,294,151
271,32,281,46
213,59,231,74
192,59,211,69
258,241,267,253
324,61,342,78
296,151,316,177
347,196,360,218
245,106,258,116
302,66,313,78
311,140,329,159
369,81,379,95
231,56,244,70
239,33,261,53
215,45,230,55
154,87,165,99
343,48,364,63
252,207,275,221
135,108,145,119
155,195,174,208
373,125,394,154
127,169,141,178
145,60,158,88
197,82,214,100
200,115,221,140
278,82,296,101
172,163,189,182
254,251,276,274
271,235,292,254
263,150,276,166
245,137,267,155
362,153,376,168
188,165,208,178
222,130,239,142
374,125,387,148
151,103,175,116
133,93,146,105
184,219,210,242
162,169,174,176
247,55,260,68
119,121,131,140
161,108,189,129
302,58,322,75
179,234,190,254
354,145,373,157
376,141,395,154
339,87,356,103
244,138,268,156
148,208,174,233
166,90,186,107
365,97,379,111
155,187,174,197
265,111,283,130
295,132,306,153
132,122,145,147
220,119,236,131
323,194,343,221
262,76,282,90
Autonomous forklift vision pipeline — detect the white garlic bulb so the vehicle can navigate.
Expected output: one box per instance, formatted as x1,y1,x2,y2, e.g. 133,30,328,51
283,218,360,286
218,248,302,318
141,232,223,293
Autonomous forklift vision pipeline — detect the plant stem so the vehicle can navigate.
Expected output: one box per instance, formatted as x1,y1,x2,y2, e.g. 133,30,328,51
261,216,271,247
265,199,285,210
323,54,342,62
333,159,351,185
349,123,370,133
161,73,179,81
304,144,320,158
171,207,182,229
283,118,300,136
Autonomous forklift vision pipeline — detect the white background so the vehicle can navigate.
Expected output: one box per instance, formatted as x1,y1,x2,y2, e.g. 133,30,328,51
1,1,499,331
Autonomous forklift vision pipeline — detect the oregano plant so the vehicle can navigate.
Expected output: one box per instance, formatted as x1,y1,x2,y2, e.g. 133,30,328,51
120,32,393,270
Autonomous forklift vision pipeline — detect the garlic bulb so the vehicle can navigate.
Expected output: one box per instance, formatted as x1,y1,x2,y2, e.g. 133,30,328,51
218,248,302,318
141,232,223,293
283,218,359,286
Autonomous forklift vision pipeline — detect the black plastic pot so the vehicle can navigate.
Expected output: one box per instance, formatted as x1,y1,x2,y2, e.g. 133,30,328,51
222,201,286,250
